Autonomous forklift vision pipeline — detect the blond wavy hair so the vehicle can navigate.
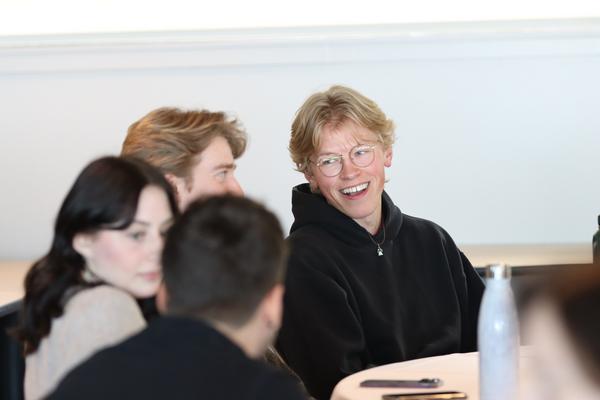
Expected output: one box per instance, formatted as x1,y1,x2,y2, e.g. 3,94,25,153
122,107,247,182
289,85,395,174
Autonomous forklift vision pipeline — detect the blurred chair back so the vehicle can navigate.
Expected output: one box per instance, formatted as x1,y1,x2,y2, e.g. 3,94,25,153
1,304,25,400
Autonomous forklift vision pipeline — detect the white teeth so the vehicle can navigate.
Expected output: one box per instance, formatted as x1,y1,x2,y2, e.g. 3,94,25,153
341,183,369,195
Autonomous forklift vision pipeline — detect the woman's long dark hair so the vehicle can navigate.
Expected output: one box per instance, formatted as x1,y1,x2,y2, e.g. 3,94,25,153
13,156,178,355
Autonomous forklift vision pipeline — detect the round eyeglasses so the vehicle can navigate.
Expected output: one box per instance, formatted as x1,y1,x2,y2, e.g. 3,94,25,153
312,144,376,177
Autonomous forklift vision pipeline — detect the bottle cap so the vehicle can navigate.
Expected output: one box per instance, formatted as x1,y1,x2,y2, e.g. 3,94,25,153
597,214,600,226
485,263,511,279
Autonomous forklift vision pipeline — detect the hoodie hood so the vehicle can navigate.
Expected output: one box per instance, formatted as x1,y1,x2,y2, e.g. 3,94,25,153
290,183,403,248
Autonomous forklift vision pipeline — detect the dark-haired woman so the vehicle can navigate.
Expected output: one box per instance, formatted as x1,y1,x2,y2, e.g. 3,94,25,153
14,156,178,399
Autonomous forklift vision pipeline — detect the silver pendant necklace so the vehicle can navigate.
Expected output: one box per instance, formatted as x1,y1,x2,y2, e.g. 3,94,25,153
367,221,386,256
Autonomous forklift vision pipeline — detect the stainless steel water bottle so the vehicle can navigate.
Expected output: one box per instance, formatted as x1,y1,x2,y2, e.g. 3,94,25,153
478,263,519,400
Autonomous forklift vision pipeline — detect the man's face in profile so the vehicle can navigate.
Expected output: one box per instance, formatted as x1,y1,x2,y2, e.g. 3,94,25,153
177,136,244,210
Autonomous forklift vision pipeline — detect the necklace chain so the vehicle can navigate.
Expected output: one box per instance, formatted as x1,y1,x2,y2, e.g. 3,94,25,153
367,221,386,257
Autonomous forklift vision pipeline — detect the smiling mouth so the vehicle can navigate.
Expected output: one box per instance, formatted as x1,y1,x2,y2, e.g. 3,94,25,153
340,182,369,197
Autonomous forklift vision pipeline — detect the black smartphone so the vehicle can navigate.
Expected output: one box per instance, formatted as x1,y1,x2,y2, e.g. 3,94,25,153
382,391,467,400
360,378,442,388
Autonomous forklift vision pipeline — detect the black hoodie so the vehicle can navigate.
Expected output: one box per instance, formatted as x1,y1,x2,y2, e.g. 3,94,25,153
276,184,485,400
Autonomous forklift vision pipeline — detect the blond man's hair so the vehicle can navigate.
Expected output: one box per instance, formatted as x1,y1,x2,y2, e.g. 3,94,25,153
289,85,395,174
122,107,247,181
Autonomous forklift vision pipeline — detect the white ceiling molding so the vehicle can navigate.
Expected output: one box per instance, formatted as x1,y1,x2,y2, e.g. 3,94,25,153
1,19,600,74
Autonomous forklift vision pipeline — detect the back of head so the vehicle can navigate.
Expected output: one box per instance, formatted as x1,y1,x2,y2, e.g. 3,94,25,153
546,267,600,382
524,265,600,398
122,107,247,180
16,156,178,354
162,195,286,327
289,85,395,173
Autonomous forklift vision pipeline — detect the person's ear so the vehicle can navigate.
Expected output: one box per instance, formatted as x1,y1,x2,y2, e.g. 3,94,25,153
383,147,393,168
164,173,185,208
260,284,285,332
72,233,94,259
304,169,320,193
303,169,313,183
156,282,168,314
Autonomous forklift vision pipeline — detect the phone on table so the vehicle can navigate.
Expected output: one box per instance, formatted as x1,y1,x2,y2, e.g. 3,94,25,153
360,378,442,388
382,391,467,400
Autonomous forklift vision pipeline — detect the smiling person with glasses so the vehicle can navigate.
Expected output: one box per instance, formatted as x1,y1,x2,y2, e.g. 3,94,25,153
276,85,485,400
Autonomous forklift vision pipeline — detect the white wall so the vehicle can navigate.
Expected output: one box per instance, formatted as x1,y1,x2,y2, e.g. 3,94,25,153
1,19,600,260
3,0,600,34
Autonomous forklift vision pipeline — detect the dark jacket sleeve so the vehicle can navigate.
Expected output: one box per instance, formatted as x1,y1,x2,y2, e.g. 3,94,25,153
434,222,484,353
255,370,310,400
276,244,366,400
458,250,485,351
46,365,101,400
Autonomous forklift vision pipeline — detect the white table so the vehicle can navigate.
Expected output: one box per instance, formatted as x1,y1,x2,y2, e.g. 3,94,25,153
460,243,591,268
331,348,537,400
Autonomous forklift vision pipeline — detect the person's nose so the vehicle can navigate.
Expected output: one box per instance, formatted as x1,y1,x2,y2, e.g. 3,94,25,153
148,231,164,263
227,176,244,197
339,156,359,180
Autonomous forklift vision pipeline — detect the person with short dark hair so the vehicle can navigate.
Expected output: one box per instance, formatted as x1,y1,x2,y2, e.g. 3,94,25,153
48,196,308,400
